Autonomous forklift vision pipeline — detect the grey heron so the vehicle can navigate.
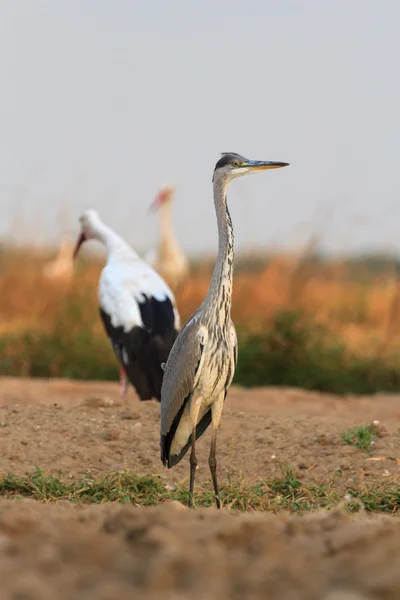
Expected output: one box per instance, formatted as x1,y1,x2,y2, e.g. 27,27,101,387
146,184,189,292
160,152,289,507
73,209,180,401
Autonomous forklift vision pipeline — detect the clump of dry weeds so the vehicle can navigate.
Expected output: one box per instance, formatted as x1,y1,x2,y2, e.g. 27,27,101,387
0,243,398,344
1,244,400,391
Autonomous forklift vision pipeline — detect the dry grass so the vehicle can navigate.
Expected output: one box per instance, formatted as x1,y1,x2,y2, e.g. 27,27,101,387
0,244,399,353
2,244,400,394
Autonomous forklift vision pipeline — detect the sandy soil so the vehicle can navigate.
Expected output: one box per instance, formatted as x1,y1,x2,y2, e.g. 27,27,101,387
0,376,400,599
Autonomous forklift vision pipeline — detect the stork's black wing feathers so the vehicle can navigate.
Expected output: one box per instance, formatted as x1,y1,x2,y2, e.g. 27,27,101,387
138,295,176,337
100,294,178,401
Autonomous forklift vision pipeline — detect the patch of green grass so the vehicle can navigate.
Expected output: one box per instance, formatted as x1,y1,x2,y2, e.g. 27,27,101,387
0,467,166,505
0,466,399,514
343,424,378,452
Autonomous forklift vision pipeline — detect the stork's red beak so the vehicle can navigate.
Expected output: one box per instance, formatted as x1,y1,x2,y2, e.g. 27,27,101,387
73,232,86,259
149,190,168,212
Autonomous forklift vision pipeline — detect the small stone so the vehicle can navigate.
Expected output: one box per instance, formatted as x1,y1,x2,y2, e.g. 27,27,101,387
0,534,9,549
316,434,335,446
165,500,187,510
83,395,118,408
373,423,389,438
120,410,140,420
323,589,369,600
100,430,120,441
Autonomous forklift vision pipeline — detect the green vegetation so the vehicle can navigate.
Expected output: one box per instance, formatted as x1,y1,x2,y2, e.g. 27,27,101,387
1,307,400,394
0,466,399,514
343,424,378,452
235,310,400,394
0,295,117,381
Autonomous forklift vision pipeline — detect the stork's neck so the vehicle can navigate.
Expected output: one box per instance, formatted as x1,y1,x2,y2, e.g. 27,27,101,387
95,221,137,259
202,177,234,326
159,200,174,242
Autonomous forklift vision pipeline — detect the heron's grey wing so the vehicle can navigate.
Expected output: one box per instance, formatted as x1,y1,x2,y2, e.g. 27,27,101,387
224,320,238,395
160,316,208,437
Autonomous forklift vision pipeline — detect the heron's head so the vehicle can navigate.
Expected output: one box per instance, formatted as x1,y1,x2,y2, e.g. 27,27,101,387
212,152,289,183
73,209,103,258
149,183,176,211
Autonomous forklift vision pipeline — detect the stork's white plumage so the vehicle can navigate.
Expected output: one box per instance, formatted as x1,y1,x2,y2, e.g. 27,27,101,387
73,210,180,402
42,238,75,283
146,184,189,292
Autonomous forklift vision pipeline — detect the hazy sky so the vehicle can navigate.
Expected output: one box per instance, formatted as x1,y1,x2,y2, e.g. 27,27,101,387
0,1,399,256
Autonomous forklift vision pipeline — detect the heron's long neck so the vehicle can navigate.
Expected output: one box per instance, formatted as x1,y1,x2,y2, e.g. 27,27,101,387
203,177,234,326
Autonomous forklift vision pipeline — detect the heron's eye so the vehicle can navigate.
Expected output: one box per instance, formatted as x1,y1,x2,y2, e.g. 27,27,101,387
232,160,240,167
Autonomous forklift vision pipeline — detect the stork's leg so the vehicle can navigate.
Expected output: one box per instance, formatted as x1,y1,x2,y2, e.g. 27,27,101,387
119,366,128,399
209,397,224,509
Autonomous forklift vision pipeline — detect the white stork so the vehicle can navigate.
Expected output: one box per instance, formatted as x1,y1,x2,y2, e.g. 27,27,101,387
146,184,189,292
73,209,180,401
42,237,75,284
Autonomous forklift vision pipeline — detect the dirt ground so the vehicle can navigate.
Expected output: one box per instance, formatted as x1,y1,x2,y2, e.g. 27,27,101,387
0,376,400,599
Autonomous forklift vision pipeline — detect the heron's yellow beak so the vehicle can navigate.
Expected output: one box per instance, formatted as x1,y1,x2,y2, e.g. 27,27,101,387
243,160,290,171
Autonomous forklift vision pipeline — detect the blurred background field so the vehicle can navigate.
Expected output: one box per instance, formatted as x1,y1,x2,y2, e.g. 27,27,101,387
2,239,400,394
2,2,400,399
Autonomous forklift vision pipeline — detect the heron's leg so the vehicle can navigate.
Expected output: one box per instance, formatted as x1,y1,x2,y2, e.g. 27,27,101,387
189,425,197,506
119,366,128,399
189,396,201,508
209,429,220,509
209,396,224,509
